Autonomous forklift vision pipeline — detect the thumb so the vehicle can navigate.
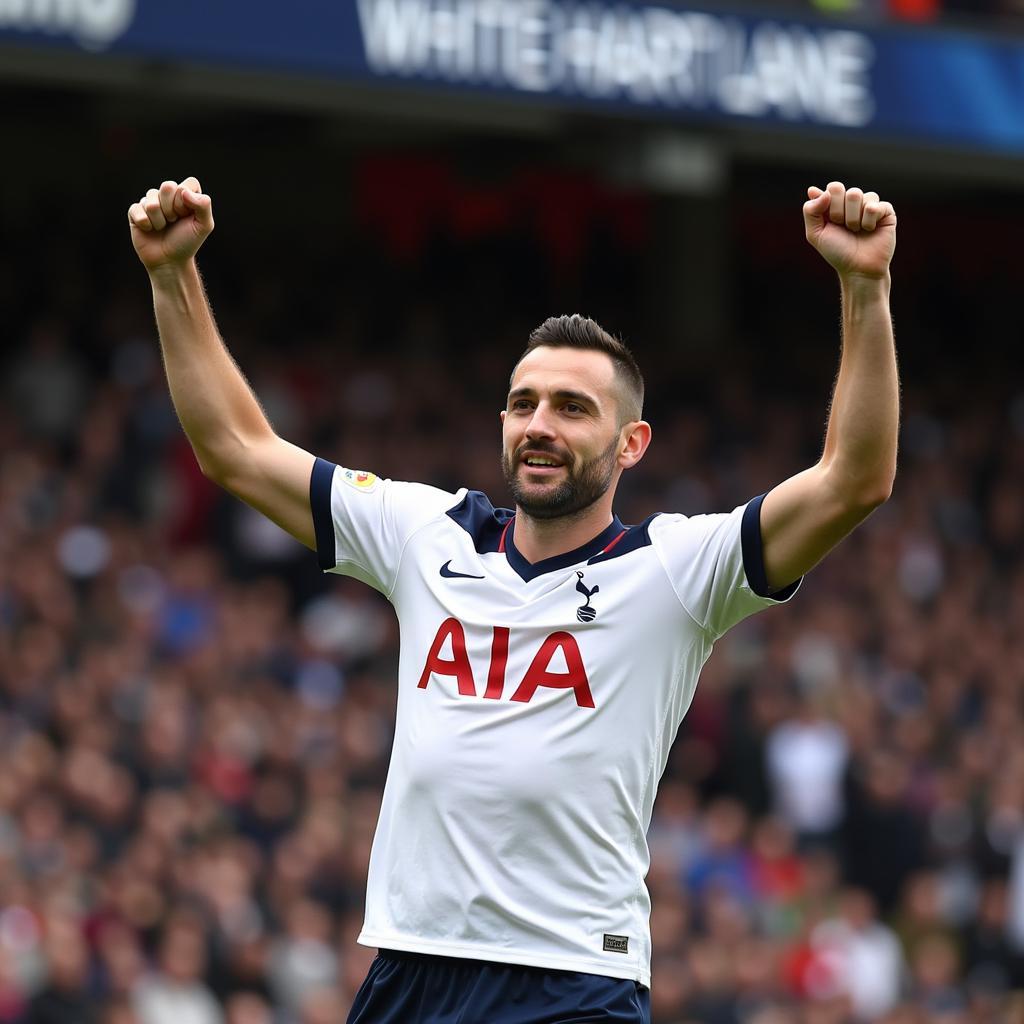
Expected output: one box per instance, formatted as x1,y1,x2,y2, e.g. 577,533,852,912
181,189,214,230
802,188,830,238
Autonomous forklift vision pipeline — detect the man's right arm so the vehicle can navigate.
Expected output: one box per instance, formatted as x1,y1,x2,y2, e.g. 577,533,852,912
129,177,316,549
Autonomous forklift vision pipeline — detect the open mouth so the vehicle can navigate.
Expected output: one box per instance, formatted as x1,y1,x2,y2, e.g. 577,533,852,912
520,453,565,474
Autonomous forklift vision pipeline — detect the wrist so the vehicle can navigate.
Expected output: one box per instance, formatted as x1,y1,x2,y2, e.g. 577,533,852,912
148,259,199,291
839,269,891,300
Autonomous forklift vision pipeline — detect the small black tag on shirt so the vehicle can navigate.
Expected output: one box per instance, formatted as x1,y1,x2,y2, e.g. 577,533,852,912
603,934,629,954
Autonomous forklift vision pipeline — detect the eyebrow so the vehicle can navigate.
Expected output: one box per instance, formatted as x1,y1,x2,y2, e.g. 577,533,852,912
507,386,601,409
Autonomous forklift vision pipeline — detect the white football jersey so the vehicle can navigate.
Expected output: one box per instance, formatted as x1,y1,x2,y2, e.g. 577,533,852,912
311,459,799,987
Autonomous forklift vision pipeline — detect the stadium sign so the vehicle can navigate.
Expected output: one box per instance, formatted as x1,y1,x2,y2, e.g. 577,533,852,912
1,0,1022,155
0,0,135,50
357,1,875,129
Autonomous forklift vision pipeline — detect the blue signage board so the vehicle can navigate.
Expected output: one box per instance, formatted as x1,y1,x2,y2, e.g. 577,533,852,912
1,1,1022,155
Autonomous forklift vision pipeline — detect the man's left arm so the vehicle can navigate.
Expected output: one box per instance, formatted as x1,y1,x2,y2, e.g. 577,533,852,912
760,181,899,592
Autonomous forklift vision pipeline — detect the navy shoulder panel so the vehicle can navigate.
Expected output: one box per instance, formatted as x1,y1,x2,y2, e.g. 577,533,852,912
447,490,515,554
587,513,660,566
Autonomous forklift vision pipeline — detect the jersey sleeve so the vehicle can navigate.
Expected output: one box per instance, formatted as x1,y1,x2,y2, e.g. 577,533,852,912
649,493,801,639
309,458,462,595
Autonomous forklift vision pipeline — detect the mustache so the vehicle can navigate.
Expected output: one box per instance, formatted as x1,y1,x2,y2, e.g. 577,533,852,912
513,442,570,463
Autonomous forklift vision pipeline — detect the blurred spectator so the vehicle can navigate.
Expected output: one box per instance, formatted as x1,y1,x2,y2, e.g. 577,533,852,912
908,933,966,1016
132,912,223,1024
267,900,337,1014
964,879,1020,1000
24,920,96,1024
223,992,272,1024
766,696,848,845
807,888,904,1020
843,749,926,913
685,798,754,905
299,987,348,1024
5,319,87,445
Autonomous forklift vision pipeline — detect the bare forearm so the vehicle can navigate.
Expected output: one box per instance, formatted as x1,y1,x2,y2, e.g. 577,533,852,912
820,273,899,503
149,260,273,478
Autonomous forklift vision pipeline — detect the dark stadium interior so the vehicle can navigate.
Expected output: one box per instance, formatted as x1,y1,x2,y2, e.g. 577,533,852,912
2,12,1024,1020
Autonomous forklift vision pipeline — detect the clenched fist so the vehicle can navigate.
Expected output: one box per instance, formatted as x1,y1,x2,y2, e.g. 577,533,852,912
804,182,896,281
128,177,214,273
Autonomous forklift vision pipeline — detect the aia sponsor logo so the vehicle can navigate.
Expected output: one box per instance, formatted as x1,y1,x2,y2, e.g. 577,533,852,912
416,618,594,708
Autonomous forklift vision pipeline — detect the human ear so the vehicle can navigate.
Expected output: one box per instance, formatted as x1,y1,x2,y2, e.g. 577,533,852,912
618,421,652,469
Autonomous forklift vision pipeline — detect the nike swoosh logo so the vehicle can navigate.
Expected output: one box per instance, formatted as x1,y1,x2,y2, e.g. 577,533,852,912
440,560,485,580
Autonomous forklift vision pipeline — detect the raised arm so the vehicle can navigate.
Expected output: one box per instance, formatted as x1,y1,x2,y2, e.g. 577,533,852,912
759,181,899,592
128,178,316,548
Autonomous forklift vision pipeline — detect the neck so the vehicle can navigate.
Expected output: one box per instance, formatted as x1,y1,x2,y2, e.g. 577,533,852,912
512,499,615,564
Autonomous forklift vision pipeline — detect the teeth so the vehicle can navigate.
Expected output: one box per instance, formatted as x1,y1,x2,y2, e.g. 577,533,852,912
526,458,557,466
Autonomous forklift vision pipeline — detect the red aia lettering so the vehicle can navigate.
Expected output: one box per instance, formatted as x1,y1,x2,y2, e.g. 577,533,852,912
485,626,510,700
417,622,594,708
510,631,595,709
416,617,477,696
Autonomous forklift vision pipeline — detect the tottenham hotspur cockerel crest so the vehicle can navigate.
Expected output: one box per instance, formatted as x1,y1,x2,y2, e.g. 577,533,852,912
575,572,599,622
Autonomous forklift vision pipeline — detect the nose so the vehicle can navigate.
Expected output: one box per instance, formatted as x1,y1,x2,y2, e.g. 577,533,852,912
524,402,556,441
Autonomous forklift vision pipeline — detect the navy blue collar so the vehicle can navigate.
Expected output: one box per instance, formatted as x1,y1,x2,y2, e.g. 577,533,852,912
504,515,627,582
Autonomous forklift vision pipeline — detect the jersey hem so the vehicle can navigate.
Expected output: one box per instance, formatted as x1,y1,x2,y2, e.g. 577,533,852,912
357,931,651,989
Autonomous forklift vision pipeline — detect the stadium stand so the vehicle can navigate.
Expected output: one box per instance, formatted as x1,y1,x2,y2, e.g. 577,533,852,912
1,140,1022,1023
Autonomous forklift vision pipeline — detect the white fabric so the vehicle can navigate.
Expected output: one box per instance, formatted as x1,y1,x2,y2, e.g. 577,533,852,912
321,468,797,987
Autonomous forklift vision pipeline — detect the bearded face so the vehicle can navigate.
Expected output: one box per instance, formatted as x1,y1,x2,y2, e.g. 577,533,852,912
501,434,620,521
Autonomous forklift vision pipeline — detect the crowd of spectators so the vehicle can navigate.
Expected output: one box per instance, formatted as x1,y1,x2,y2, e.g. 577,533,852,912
1,173,1022,1024
761,0,1024,29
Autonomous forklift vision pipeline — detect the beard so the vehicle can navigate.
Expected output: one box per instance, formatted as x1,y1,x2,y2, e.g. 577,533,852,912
501,436,619,521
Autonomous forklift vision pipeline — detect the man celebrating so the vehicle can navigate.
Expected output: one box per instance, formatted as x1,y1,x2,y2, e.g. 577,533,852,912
129,178,897,1023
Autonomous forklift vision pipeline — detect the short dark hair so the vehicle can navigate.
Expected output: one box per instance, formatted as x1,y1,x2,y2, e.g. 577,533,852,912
514,314,645,424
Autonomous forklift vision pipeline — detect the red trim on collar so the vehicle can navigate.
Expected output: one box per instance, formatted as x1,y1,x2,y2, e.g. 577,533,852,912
601,529,628,554
498,518,514,554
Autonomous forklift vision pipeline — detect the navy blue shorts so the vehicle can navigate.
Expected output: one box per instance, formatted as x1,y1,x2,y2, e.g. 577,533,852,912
347,949,651,1024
